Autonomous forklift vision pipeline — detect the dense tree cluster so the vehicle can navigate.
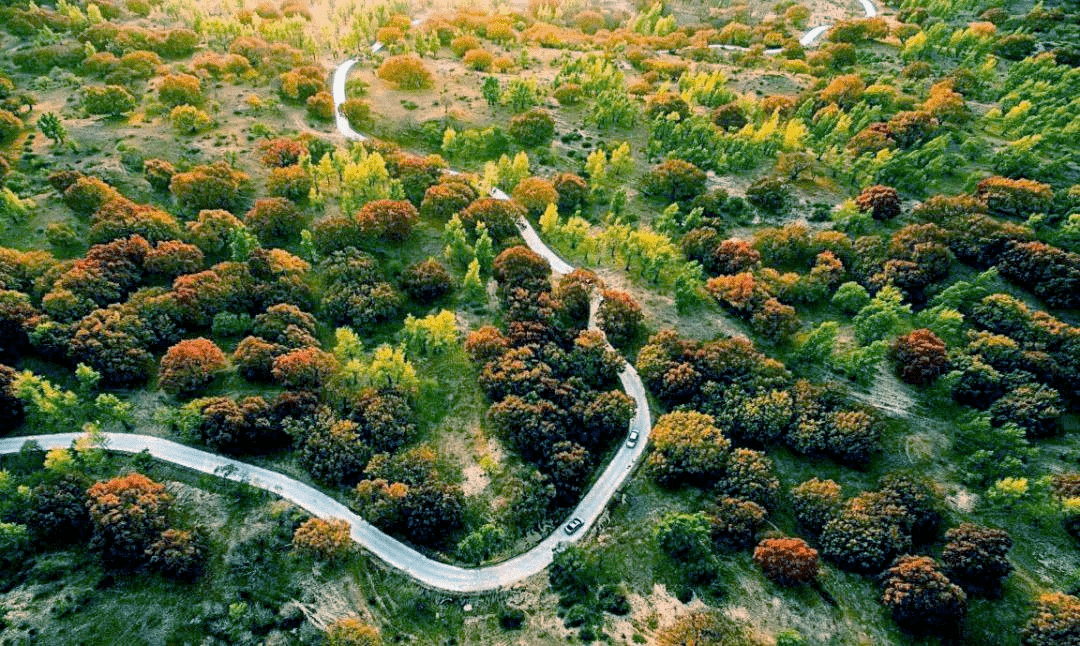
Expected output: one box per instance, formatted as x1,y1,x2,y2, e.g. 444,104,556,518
880,555,966,635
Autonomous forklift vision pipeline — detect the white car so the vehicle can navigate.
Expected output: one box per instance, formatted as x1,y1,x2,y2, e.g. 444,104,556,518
564,518,583,535
626,429,640,448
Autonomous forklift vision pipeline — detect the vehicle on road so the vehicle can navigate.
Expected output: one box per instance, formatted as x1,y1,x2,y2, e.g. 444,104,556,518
626,429,640,448
564,518,583,535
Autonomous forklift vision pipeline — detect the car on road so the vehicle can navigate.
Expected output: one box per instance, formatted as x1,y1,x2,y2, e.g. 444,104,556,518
626,429,640,448
564,518,583,535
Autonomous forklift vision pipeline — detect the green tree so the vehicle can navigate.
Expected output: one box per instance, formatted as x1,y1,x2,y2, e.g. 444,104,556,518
37,112,67,146
482,76,501,110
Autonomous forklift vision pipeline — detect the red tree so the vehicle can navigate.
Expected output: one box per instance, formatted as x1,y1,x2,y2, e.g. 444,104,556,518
158,337,227,395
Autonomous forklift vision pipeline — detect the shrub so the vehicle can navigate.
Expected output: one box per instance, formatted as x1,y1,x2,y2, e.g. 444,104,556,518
146,528,206,581
820,492,910,573
143,159,176,191
340,98,372,131
657,610,759,646
1023,593,1080,646
306,91,335,121
169,105,212,134
158,337,227,395
791,478,842,534
278,65,325,101
377,56,433,90
268,165,313,201
82,85,138,117
86,473,171,566
326,617,382,646
512,177,558,216
892,328,948,385
647,411,731,487
880,555,966,635
492,245,550,294
710,497,767,549
597,289,643,348
170,161,250,212
856,185,901,220
508,108,556,148
460,198,525,241
551,173,588,213
0,110,20,145
746,177,791,213
355,199,419,242
196,395,280,454
717,449,779,508
245,197,304,242
292,517,352,560
272,346,338,390
421,181,477,221
63,176,120,216
401,258,453,303
158,73,202,107
990,384,1063,438
753,537,819,585
941,523,1012,596
642,159,707,201
645,91,691,120
259,138,305,168
463,49,494,71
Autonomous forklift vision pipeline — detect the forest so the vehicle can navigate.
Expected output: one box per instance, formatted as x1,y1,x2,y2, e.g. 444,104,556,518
0,0,1078,643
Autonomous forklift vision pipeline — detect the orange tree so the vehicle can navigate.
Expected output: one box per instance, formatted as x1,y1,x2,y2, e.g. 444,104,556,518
158,337,227,395
86,472,172,566
753,537,819,585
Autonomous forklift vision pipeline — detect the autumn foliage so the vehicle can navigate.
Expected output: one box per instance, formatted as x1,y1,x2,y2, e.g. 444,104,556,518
753,537,819,585
158,337,227,395
892,328,949,385
292,517,352,560
86,473,172,566
880,555,966,635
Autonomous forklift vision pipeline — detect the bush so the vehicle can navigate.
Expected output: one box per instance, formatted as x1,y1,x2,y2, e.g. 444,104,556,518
259,138,305,168
508,108,556,148
460,198,525,241
710,497,767,550
272,346,338,391
753,537,819,585
355,199,419,242
292,517,352,560
169,105,212,134
377,56,433,90
0,110,20,145
746,177,792,214
197,395,280,454
597,289,643,348
143,159,176,191
820,492,910,573
856,185,901,220
401,258,453,303
146,528,206,581
892,328,948,385
880,555,966,635
990,384,1063,438
551,173,588,213
86,473,171,566
158,73,202,107
340,98,372,131
1023,593,1080,646
267,165,313,201
642,159,707,202
325,616,382,645
647,411,731,487
512,177,558,216
463,49,494,71
63,176,120,216
657,610,760,646
306,91,335,121
170,161,250,212
158,337,227,395
82,85,137,117
245,197,304,242
941,523,1012,596
712,102,748,131
717,449,779,508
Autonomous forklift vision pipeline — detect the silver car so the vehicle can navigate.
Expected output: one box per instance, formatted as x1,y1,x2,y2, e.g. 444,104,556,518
626,429,640,448
564,518,583,535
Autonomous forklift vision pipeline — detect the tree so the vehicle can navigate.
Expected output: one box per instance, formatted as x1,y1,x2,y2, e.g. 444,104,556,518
655,511,714,564
377,56,433,90
37,112,66,146
460,198,525,241
597,289,643,348
326,617,383,646
710,497,767,549
259,138,306,167
243,197,304,242
0,110,20,145
512,177,558,216
158,73,203,107
196,395,281,454
746,177,791,213
641,159,707,201
508,108,555,148
856,185,901,220
158,337,227,395
892,328,948,385
292,517,352,560
355,199,419,242
82,85,137,117
820,492,910,573
146,528,206,581
86,472,171,566
272,347,338,391
306,91,335,121
941,523,1012,597
401,258,453,303
481,76,501,110
26,474,91,544
717,448,779,508
647,411,731,488
753,537,819,585
1023,593,1080,646
0,363,25,431
492,245,550,294
552,173,588,213
990,384,1063,438
268,165,313,201
169,161,250,212
880,555,966,635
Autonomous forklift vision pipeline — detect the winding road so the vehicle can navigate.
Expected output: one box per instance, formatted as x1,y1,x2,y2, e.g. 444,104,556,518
1,0,879,594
